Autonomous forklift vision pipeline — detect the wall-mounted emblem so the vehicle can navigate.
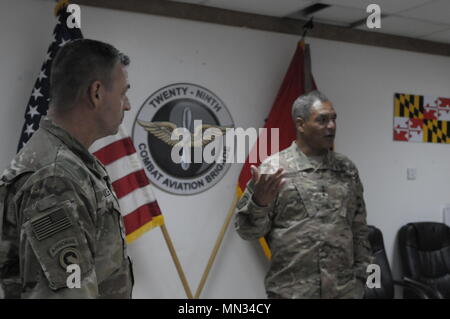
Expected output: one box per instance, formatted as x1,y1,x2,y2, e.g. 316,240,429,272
133,83,234,195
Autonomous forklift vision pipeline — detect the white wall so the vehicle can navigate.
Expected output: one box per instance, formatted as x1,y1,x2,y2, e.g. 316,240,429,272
1,0,450,298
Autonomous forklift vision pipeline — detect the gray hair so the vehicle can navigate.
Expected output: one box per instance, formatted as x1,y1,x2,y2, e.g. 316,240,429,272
291,90,329,122
50,39,130,110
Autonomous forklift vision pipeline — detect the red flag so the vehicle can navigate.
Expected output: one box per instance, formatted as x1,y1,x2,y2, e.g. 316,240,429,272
236,41,316,259
90,125,164,243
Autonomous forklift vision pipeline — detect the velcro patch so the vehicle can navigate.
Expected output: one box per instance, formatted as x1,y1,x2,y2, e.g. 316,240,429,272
103,188,113,199
36,194,57,212
59,247,81,270
49,237,79,257
237,193,250,210
31,208,72,241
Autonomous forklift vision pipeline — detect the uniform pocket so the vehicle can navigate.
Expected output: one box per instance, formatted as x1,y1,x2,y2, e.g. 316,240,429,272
96,197,125,241
95,197,128,283
327,179,355,225
292,176,320,218
339,196,357,226
275,181,308,223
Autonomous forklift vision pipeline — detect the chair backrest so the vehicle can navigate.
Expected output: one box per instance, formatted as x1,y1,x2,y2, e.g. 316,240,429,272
364,225,394,299
398,222,450,298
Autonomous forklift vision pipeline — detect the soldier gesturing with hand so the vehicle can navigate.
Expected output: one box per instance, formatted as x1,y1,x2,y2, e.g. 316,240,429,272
235,91,372,299
250,166,286,207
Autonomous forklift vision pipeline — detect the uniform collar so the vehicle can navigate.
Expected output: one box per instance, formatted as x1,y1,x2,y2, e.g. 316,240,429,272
40,117,107,178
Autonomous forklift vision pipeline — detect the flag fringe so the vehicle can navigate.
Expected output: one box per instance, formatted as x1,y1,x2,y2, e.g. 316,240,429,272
125,215,165,244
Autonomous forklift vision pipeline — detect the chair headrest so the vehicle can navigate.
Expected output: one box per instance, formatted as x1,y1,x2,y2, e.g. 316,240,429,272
402,222,450,251
368,225,384,253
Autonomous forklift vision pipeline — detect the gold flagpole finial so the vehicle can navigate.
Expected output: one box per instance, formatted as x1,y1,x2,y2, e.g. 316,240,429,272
54,0,69,16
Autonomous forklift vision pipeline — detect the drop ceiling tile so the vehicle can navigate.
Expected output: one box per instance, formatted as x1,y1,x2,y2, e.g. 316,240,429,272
356,15,449,38
399,0,450,25
320,0,435,14
308,5,368,25
195,0,317,17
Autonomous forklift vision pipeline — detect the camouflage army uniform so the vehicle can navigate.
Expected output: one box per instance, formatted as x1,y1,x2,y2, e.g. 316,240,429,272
235,141,372,299
0,118,133,298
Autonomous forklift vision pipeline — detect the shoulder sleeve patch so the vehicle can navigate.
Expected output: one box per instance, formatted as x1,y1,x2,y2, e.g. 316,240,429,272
36,194,58,212
31,206,72,241
22,200,94,290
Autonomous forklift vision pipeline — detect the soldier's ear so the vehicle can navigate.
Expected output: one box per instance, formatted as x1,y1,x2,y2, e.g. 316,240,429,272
87,81,102,108
296,117,305,133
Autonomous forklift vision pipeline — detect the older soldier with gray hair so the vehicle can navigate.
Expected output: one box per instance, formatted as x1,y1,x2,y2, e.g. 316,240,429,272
235,90,372,298
0,39,133,298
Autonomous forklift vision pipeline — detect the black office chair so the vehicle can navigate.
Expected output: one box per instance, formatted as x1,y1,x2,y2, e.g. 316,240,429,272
398,222,450,299
364,225,434,299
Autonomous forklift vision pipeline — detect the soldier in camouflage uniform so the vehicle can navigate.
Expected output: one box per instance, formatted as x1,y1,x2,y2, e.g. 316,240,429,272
0,39,133,298
235,90,372,299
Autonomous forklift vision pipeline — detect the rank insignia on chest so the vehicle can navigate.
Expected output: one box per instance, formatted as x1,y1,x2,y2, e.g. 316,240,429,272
102,188,113,199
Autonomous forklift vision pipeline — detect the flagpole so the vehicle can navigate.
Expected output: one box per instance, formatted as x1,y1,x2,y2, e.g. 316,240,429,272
194,191,239,299
195,26,316,298
40,0,193,300
300,17,314,43
160,224,193,299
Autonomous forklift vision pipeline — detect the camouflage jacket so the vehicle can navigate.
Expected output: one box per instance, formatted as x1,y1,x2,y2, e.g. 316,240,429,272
0,118,133,298
235,141,372,299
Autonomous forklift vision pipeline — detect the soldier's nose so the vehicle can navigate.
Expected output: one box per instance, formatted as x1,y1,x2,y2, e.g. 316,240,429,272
123,97,131,111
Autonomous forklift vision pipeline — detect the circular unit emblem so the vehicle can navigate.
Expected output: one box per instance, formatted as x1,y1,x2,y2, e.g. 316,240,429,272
59,247,80,270
133,83,234,195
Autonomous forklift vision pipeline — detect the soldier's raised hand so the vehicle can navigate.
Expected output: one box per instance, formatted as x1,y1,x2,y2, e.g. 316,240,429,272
250,165,286,207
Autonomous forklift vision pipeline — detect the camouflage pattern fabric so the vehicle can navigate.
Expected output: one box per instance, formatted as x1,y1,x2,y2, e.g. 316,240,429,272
235,141,372,299
0,118,133,298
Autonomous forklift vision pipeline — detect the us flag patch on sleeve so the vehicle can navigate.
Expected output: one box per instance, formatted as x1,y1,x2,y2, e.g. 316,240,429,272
31,208,72,241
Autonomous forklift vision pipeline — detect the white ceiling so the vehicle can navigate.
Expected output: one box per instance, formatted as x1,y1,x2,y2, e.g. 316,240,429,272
171,0,450,44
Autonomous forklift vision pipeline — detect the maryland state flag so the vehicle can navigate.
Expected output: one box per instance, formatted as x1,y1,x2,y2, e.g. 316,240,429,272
236,41,316,259
394,93,450,144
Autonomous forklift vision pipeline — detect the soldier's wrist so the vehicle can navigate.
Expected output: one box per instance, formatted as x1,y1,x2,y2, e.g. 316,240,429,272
251,195,269,207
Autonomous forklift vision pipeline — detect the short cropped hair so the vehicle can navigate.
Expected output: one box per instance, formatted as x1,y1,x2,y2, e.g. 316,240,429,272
291,90,329,122
50,39,129,110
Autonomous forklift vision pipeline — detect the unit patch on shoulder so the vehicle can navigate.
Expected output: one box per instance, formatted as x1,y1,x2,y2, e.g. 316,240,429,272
49,237,79,257
59,247,81,270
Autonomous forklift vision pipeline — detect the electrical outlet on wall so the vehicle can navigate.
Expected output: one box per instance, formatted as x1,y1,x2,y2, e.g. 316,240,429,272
407,168,417,180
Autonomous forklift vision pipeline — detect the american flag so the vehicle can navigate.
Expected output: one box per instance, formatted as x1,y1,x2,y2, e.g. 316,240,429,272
18,1,164,242
90,127,164,243
17,2,82,152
